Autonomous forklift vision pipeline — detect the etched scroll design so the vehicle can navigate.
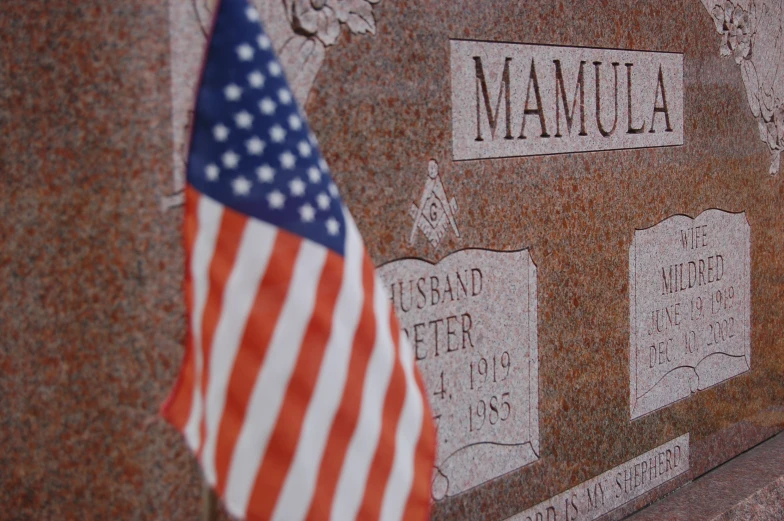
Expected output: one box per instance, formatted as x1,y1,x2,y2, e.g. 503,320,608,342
628,210,751,419
193,0,382,102
377,249,540,500
701,0,784,175
164,0,383,209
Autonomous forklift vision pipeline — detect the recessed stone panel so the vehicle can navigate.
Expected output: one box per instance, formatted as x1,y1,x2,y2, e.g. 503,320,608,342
378,249,538,499
509,434,690,521
450,40,684,161
629,210,751,419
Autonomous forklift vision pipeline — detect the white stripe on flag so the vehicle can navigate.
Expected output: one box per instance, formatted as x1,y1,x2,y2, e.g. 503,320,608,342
200,219,278,486
380,334,424,521
184,195,223,451
270,215,365,521
224,240,328,518
330,273,396,521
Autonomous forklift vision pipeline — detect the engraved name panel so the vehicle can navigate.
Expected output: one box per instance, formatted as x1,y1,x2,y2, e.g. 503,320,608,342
378,249,538,499
509,434,689,521
450,40,684,161
629,210,751,419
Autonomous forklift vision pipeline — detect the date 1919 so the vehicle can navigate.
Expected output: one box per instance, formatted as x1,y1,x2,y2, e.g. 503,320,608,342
470,351,511,390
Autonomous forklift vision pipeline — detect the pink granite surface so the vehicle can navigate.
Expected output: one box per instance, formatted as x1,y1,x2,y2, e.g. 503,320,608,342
625,432,784,521
0,2,218,519
305,1,784,519
1,0,783,520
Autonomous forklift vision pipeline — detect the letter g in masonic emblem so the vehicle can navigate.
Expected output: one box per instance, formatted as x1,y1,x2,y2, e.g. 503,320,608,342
409,160,460,248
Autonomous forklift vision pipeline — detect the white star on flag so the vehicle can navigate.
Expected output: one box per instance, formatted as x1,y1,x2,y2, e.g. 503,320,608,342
245,136,265,155
213,124,229,141
235,111,253,128
205,163,220,181
256,164,275,182
259,97,276,115
224,84,242,101
222,150,239,168
257,34,271,50
325,217,340,235
270,124,286,142
267,189,285,208
316,192,330,210
248,70,264,88
232,175,251,195
289,177,306,196
298,141,312,157
161,4,436,521
299,203,316,222
236,43,254,61
280,151,296,169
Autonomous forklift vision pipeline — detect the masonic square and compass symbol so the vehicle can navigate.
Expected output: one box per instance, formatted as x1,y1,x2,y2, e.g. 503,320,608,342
409,160,460,248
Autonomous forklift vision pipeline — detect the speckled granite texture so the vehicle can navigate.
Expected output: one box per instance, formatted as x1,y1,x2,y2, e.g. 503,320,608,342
305,1,784,519
1,0,784,520
0,1,219,519
625,432,784,521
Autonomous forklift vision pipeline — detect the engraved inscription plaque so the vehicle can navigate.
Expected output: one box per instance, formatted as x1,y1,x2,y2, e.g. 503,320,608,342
378,249,538,499
509,434,689,521
629,210,751,419
450,40,684,161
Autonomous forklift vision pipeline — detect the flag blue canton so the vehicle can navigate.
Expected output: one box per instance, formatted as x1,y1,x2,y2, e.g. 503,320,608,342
187,0,346,255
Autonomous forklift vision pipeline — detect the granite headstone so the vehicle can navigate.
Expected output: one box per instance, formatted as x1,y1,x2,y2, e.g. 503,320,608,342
2,0,784,520
165,1,784,519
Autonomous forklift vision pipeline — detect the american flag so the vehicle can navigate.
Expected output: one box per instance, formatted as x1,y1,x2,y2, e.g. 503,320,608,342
161,0,436,520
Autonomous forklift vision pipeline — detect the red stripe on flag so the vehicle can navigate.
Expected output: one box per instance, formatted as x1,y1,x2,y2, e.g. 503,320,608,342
358,307,408,520
401,412,436,519
161,187,202,429
213,230,303,494
163,332,197,431
303,253,377,521
244,249,344,519
196,208,249,459
401,319,437,521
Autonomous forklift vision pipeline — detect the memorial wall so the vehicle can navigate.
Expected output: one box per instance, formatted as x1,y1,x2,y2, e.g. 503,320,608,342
2,0,784,520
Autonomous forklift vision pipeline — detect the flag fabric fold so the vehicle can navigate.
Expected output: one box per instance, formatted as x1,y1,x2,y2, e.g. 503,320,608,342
161,0,436,520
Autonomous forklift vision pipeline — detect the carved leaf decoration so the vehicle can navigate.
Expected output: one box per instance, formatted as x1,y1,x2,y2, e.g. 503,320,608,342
760,87,775,121
343,0,376,35
740,59,762,118
712,5,726,32
265,0,302,51
317,5,341,46
765,120,779,148
724,0,735,22
291,0,321,35
776,107,784,143
700,0,784,175
278,33,326,106
720,33,732,56
770,151,781,175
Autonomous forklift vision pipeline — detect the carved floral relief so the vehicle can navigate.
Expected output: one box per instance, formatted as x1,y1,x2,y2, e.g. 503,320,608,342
702,0,784,175
165,0,383,207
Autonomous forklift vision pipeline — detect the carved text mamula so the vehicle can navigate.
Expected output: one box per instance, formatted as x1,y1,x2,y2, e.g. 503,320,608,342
451,41,684,160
